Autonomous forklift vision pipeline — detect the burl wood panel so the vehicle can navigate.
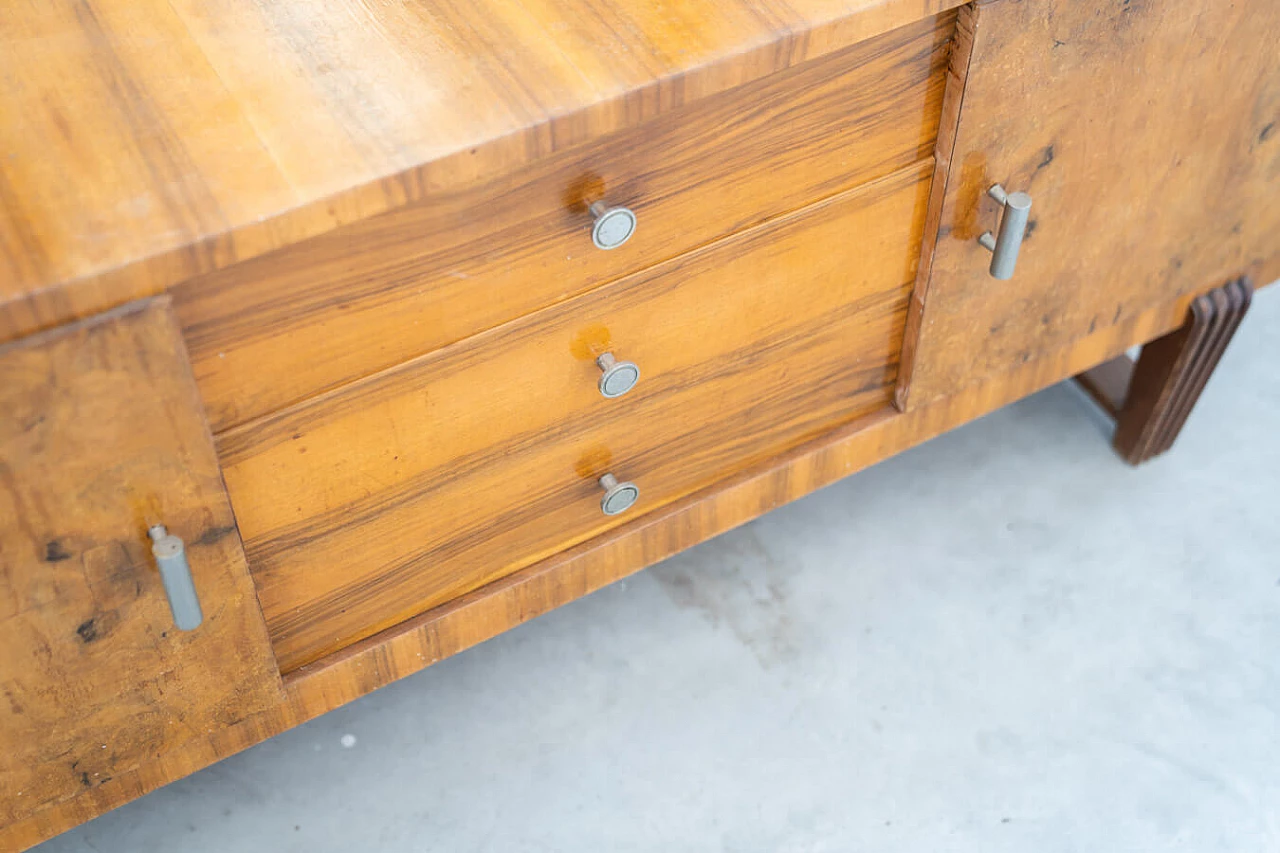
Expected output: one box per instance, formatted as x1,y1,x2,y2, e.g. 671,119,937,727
175,12,954,432
901,0,1280,408
0,300,280,827
220,162,932,672
1076,277,1254,465
0,0,967,343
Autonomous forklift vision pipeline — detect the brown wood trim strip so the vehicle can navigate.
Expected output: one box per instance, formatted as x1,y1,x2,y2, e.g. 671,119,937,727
894,2,976,411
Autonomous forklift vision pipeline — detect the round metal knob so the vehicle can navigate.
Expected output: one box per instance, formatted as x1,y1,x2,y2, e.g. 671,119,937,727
596,352,640,398
599,473,639,516
589,201,637,250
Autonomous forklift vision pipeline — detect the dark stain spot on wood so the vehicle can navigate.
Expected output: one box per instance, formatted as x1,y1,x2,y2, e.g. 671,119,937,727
570,323,613,361
1260,122,1275,143
1231,221,1244,235
954,150,991,241
1053,38,1067,49
45,539,73,562
1113,305,1123,324
1171,256,1184,270
194,525,236,547
76,618,100,643
1035,145,1055,173
80,771,92,788
1088,316,1098,334
563,172,607,214
1025,219,1038,238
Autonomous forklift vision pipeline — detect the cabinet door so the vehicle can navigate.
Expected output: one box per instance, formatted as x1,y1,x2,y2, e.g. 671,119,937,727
0,300,279,826
903,0,1280,406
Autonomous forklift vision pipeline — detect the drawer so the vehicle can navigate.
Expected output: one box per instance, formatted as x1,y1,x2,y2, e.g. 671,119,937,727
175,11,956,432
0,300,279,826
902,0,1280,407
219,162,933,671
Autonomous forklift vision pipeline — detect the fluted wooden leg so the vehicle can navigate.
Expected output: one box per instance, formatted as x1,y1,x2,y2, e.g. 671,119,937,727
1075,277,1253,465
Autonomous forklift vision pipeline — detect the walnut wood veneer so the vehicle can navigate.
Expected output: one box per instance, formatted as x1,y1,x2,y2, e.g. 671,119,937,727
1,0,1275,847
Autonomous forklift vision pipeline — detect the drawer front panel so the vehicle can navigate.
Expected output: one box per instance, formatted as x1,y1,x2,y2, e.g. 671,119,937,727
0,300,279,826
176,11,955,432
902,0,1280,407
220,163,933,672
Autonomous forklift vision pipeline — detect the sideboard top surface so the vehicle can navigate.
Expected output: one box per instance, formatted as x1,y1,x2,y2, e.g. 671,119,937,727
0,0,964,341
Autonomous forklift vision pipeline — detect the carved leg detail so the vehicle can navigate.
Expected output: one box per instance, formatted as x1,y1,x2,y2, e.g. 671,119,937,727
1075,277,1253,465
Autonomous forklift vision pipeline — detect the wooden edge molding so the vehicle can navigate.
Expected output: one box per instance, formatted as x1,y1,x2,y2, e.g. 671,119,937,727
894,2,977,411
1074,277,1255,465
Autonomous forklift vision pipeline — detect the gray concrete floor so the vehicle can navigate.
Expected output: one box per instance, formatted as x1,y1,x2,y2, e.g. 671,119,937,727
39,288,1279,852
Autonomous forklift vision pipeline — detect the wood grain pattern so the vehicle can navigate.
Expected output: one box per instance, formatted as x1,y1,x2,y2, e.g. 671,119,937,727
0,1,296,330
5,1,1277,846
0,299,280,828
175,12,954,431
901,0,1280,408
222,162,932,672
1077,277,1254,465
0,287,1198,853
0,0,966,344
286,296,1191,703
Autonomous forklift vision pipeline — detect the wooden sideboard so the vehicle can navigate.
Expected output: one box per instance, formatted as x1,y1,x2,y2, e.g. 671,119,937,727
1,0,1276,847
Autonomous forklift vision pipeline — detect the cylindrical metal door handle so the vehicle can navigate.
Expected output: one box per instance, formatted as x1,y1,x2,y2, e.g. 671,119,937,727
977,184,1033,280
596,352,640,398
589,201,637,250
598,473,640,516
149,525,203,631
